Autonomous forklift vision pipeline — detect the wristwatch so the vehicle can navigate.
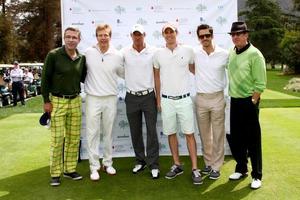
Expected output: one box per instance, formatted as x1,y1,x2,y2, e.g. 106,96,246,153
251,98,257,104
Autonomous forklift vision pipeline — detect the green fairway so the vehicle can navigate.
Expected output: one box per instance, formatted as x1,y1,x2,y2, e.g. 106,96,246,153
262,89,300,99
0,109,299,200
260,88,300,108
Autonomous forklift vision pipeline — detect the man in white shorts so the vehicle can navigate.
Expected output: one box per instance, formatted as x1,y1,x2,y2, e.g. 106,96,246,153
153,22,202,185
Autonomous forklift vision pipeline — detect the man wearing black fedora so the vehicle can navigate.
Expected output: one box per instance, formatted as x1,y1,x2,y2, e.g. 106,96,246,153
226,21,267,189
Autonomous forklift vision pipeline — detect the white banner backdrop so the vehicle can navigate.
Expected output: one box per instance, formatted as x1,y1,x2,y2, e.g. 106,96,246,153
61,0,237,159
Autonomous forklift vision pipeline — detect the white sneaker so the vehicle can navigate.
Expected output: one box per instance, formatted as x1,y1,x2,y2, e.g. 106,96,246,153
251,179,262,189
90,170,100,181
132,164,146,174
229,172,247,180
103,166,116,175
151,169,160,179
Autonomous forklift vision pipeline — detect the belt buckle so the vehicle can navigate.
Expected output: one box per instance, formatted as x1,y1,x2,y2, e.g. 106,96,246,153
142,90,148,95
136,91,143,96
169,96,180,100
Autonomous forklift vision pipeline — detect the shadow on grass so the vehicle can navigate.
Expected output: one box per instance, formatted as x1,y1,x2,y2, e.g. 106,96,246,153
0,157,252,200
202,179,252,198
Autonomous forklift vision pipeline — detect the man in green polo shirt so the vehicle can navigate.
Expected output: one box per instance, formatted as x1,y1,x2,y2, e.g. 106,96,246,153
226,22,266,190
41,27,87,186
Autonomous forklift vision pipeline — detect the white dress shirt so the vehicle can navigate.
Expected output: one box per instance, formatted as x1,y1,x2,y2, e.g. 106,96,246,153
194,44,229,93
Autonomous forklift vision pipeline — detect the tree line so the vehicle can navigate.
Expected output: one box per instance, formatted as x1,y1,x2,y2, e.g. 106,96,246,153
0,0,299,73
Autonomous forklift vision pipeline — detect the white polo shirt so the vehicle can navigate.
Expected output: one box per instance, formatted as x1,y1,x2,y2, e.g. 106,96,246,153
153,45,194,96
121,44,156,91
194,44,229,93
10,68,24,82
84,45,124,96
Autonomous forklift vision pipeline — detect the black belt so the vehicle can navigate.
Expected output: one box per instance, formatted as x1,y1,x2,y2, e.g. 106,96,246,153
127,89,154,96
52,93,78,99
162,93,190,100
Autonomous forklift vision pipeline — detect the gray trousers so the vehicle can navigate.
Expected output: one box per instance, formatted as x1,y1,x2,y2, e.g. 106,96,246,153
125,91,159,169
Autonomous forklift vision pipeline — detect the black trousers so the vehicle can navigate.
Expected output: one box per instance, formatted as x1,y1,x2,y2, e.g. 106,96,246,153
228,96,262,180
12,81,25,105
125,91,159,169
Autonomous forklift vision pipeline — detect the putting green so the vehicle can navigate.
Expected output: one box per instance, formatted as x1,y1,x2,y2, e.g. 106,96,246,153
262,89,300,99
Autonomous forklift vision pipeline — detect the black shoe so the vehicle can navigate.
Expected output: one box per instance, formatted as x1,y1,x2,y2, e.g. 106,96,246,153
209,170,220,180
201,166,212,175
50,177,60,186
63,172,83,180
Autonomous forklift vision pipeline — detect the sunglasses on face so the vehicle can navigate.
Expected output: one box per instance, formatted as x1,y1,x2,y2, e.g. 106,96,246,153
230,32,246,37
199,34,212,40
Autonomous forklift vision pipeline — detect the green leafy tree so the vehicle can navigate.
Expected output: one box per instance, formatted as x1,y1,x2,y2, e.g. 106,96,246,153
240,0,285,67
9,0,61,62
294,0,300,10
279,0,300,73
0,0,16,63
280,30,300,73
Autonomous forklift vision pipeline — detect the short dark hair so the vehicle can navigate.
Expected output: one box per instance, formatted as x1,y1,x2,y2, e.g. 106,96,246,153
64,27,81,39
196,24,213,39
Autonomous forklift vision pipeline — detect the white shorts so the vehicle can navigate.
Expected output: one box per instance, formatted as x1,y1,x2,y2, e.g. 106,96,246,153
161,97,195,135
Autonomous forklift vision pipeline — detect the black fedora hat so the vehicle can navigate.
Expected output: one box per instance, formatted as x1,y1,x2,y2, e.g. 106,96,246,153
39,112,51,126
228,21,250,34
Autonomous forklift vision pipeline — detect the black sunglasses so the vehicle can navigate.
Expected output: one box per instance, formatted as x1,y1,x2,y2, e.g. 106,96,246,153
199,34,212,39
230,32,246,37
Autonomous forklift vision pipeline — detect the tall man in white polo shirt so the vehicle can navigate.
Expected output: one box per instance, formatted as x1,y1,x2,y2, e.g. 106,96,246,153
153,23,202,185
121,24,159,179
85,24,124,181
194,24,228,180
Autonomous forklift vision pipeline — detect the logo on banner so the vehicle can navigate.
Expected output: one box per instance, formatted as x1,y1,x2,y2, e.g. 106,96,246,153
196,4,207,12
117,120,130,139
175,18,189,25
136,18,147,25
159,131,167,138
152,30,162,40
92,20,105,25
170,7,193,11
136,7,143,11
69,7,83,14
159,142,167,151
115,5,126,14
71,22,85,26
113,144,128,152
216,16,227,25
117,83,126,93
150,5,164,13
199,17,205,23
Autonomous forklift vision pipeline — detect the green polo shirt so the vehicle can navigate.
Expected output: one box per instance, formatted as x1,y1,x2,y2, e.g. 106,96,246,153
228,44,267,98
41,46,86,103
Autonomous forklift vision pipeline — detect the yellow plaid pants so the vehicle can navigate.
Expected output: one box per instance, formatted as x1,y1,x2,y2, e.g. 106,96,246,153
50,96,82,177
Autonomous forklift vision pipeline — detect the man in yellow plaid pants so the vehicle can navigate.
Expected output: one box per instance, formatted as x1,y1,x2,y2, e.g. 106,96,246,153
41,27,87,186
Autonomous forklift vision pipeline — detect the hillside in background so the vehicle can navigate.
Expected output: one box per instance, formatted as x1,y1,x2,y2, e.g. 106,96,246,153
238,0,299,17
